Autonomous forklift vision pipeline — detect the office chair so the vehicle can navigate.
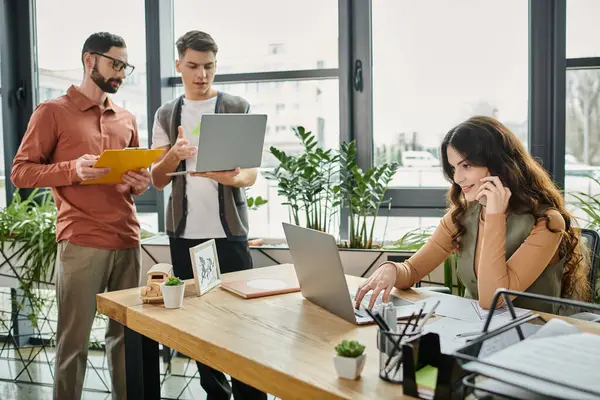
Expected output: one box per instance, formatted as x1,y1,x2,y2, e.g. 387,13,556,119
570,228,600,322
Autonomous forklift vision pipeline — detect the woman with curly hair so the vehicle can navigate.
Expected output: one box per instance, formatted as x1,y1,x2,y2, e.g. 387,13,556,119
355,116,590,314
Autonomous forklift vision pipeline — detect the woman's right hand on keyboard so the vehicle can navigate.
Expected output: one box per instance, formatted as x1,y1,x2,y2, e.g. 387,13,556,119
354,262,398,310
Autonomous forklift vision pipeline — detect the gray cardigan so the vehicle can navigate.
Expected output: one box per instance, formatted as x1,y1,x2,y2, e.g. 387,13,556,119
155,92,251,241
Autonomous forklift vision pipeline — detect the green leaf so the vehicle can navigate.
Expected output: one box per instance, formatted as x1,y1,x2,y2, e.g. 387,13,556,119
335,340,365,358
165,276,184,286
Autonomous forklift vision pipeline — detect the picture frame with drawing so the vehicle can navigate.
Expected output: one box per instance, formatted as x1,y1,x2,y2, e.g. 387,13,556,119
189,239,222,296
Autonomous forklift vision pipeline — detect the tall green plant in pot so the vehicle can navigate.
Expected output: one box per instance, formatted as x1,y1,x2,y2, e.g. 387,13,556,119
0,189,57,327
264,126,341,233
338,141,399,249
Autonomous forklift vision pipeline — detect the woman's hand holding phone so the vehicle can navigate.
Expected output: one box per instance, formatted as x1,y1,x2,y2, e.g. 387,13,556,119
475,176,511,214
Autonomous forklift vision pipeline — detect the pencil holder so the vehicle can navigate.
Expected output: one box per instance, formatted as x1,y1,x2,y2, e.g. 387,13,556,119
377,322,423,383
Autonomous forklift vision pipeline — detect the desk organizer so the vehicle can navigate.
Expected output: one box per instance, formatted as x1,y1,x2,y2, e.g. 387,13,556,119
376,322,422,383
453,289,600,400
401,332,467,399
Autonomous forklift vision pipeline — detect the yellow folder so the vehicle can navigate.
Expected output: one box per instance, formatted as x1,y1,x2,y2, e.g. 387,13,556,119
82,148,165,185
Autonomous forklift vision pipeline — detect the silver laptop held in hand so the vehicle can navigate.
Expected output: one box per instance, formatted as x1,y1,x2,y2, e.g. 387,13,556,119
282,223,414,325
167,113,267,175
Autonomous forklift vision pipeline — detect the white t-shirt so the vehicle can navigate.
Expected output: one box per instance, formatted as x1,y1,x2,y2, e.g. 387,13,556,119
152,96,226,239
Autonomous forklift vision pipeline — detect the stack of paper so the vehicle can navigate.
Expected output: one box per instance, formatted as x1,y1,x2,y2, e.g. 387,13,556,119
463,332,600,399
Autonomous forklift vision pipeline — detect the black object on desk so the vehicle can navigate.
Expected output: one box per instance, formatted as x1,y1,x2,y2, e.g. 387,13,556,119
401,332,467,399
454,289,600,400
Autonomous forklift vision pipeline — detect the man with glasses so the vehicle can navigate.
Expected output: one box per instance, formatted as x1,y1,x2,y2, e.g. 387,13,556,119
11,32,148,400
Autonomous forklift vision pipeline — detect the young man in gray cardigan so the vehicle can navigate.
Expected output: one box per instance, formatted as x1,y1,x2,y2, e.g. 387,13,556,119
150,30,266,400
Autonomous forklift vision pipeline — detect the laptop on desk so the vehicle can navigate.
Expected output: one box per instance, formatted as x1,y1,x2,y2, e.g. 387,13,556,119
282,223,416,325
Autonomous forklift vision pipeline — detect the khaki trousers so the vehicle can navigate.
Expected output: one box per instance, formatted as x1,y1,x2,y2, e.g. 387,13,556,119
52,241,141,400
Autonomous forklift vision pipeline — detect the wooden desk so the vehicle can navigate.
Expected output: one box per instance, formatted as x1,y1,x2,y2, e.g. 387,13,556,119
97,264,600,400
98,264,423,399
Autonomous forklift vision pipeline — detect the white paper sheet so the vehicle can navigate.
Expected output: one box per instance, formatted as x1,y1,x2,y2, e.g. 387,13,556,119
424,292,530,322
423,316,541,355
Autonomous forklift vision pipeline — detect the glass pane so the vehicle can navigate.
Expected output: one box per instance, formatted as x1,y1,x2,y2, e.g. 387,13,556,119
34,0,149,145
567,0,600,58
173,0,338,73
0,94,5,208
137,212,159,237
0,47,4,207
372,0,528,189
565,69,600,226
368,216,440,248
175,79,340,239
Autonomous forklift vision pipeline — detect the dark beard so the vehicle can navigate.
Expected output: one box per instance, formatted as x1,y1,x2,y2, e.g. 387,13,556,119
91,65,122,94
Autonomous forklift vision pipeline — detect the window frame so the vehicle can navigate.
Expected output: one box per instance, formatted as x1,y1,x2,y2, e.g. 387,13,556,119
0,0,576,239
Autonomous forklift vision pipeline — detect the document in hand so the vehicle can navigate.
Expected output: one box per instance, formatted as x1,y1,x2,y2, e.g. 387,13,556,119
463,332,600,400
83,148,165,185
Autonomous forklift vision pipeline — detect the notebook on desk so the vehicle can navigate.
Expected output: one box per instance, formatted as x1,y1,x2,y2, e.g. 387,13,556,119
220,275,301,299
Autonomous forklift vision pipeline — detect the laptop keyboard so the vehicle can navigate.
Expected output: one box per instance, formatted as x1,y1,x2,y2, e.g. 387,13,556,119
350,292,384,317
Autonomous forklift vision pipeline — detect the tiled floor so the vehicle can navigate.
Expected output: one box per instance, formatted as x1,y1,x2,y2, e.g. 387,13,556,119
0,347,277,399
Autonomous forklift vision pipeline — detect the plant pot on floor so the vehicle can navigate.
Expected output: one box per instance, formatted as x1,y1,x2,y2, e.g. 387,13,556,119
160,281,185,309
333,353,367,380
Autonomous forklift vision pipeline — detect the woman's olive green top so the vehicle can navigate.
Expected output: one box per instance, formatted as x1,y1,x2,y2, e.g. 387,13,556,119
394,203,565,313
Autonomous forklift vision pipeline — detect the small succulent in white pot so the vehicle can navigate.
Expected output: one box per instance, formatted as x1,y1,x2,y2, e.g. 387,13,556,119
333,340,366,380
161,276,185,309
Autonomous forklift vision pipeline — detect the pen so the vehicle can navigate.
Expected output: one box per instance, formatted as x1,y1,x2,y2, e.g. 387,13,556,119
456,330,482,338
383,312,415,372
365,308,390,332
417,300,440,329
412,303,426,330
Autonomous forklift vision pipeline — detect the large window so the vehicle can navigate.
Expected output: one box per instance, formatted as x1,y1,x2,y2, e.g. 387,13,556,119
173,0,338,73
171,1,339,238
565,1,600,224
564,69,600,212
33,0,159,233
34,0,148,146
372,0,529,189
0,50,5,208
175,80,340,239
567,0,600,58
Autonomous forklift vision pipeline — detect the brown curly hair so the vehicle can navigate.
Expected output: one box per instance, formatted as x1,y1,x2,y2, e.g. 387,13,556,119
440,116,591,301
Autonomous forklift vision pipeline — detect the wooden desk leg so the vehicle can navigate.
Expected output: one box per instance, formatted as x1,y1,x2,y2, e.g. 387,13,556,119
124,326,160,400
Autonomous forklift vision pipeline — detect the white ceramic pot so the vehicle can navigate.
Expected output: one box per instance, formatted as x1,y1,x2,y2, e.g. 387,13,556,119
333,353,366,380
160,282,185,309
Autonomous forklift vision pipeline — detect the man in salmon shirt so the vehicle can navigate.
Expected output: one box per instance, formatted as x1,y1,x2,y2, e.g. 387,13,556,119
10,32,149,400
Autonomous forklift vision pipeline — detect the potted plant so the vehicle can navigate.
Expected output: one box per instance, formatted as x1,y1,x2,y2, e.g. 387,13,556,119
0,189,109,347
0,189,57,331
338,140,399,249
265,126,399,248
161,276,185,309
264,126,342,235
333,339,366,380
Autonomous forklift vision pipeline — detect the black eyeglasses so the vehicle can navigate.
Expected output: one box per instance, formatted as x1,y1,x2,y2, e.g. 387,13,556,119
91,52,135,76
